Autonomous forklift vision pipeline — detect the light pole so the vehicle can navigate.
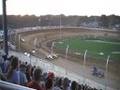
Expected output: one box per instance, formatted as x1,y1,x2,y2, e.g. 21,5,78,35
50,41,63,55
2,0,8,60
83,49,88,84
33,38,37,49
83,50,88,66
18,34,21,51
14,30,17,47
105,55,110,90
65,45,69,59
51,42,55,54
27,53,31,64
59,14,62,40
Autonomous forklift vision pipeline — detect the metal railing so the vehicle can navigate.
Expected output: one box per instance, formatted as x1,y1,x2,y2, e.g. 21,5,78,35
0,80,35,90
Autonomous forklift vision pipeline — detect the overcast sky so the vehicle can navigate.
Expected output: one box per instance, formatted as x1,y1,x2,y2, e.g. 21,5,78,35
0,0,120,16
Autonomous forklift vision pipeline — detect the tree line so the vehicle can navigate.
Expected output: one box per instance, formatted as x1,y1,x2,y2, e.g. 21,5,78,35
0,14,120,30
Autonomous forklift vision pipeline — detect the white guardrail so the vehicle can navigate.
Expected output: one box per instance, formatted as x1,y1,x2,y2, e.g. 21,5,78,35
9,26,119,34
9,50,115,90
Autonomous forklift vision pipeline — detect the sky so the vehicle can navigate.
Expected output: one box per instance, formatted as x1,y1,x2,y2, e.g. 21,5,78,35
0,0,120,16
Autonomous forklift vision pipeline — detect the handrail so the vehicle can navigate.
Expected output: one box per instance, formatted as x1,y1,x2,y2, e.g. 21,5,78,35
0,80,35,90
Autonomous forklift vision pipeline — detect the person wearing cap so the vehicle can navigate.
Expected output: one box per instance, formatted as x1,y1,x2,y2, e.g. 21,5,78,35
45,72,55,90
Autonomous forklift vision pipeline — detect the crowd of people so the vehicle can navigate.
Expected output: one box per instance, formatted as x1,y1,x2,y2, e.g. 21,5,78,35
0,55,102,90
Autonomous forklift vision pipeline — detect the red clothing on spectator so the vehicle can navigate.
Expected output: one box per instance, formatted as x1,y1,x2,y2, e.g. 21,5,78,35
48,72,55,79
27,80,43,90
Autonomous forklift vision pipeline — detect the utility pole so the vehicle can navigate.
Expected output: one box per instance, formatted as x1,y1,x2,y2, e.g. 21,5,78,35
65,45,69,59
59,14,62,39
105,55,110,90
2,0,8,60
83,49,87,84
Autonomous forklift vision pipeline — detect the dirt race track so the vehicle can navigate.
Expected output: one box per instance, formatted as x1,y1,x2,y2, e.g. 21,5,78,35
18,27,120,90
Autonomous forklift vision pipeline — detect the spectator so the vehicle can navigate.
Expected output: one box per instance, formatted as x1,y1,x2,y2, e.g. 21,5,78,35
71,81,77,90
42,72,48,81
45,72,55,90
31,66,36,78
46,78,53,90
27,68,44,90
0,55,5,72
52,77,62,90
3,55,14,73
58,78,63,89
0,66,7,81
48,72,55,79
26,64,32,82
62,77,70,90
19,64,28,85
7,56,20,84
77,84,81,90
24,62,28,67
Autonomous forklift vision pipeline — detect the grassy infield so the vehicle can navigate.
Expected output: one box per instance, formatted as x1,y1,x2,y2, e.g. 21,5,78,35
55,36,120,61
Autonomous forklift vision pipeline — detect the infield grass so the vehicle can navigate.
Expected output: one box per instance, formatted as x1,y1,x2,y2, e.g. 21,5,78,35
55,36,120,61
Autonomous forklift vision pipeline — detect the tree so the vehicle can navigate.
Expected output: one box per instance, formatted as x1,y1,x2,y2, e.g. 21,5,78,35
99,15,109,28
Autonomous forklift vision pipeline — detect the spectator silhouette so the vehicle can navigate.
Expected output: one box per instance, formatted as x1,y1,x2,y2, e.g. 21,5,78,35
62,77,70,90
52,77,62,90
45,72,55,90
71,81,77,90
19,64,28,85
27,68,44,90
7,56,20,84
